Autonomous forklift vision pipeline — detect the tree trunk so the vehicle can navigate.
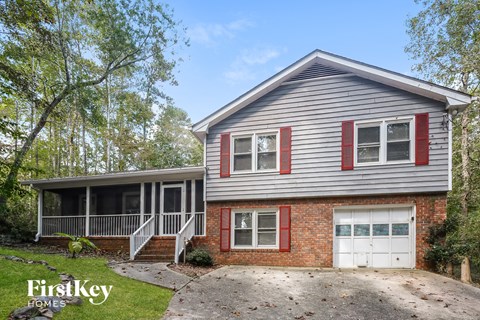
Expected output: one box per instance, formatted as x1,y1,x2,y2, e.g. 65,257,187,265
2,88,71,198
461,257,472,283
460,108,470,217
106,75,111,173
82,115,87,175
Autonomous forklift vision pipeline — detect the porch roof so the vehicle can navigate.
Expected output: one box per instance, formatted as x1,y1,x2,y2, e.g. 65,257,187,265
21,166,205,190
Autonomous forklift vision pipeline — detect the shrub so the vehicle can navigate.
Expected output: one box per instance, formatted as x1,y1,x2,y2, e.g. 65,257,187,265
186,248,213,267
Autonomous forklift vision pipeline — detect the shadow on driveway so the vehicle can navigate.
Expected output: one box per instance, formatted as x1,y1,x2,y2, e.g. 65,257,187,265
163,266,480,320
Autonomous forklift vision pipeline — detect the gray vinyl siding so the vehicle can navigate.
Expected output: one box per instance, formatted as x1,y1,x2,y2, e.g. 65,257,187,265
206,74,448,201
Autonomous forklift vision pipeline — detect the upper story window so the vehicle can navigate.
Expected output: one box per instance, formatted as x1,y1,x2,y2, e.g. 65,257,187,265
355,118,414,165
232,132,278,173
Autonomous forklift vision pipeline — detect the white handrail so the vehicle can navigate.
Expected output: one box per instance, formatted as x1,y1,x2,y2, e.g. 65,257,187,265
175,215,196,264
130,215,155,260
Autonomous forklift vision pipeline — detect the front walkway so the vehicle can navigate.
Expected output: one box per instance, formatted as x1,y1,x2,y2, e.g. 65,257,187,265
163,266,480,320
109,262,192,290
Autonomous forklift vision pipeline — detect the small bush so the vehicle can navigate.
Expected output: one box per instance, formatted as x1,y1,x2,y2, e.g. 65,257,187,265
186,248,213,267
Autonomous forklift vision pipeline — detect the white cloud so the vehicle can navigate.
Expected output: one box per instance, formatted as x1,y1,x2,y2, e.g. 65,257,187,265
241,48,280,65
188,19,253,45
224,47,283,83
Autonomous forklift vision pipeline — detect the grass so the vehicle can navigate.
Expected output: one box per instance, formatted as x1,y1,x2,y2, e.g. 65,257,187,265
0,246,173,320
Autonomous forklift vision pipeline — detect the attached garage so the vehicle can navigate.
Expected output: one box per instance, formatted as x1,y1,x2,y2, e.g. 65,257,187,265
333,206,415,268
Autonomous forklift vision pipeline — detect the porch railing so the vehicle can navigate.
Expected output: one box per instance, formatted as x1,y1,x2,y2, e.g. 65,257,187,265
175,215,196,264
90,214,141,236
42,212,205,237
130,215,155,260
42,216,86,236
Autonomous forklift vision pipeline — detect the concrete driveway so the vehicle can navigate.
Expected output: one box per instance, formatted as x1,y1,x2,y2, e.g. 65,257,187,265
163,266,480,320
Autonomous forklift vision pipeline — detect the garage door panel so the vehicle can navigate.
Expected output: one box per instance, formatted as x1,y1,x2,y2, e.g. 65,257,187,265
337,239,352,253
371,209,389,221
353,238,370,252
371,238,389,252
372,254,390,267
391,238,410,252
391,253,410,268
334,211,352,224
337,253,353,268
390,208,410,222
353,210,370,223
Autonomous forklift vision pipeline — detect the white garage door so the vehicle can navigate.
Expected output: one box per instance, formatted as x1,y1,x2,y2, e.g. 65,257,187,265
333,207,414,268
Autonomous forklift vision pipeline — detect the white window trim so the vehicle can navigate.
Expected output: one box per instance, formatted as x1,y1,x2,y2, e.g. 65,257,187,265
354,117,415,167
231,130,280,174
231,208,279,249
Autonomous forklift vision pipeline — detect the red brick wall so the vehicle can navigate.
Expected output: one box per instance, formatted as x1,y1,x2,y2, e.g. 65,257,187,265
39,236,175,255
194,194,447,270
40,236,131,253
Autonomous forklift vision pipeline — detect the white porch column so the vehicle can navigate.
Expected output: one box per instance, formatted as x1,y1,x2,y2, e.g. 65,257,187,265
37,189,43,237
151,182,156,217
191,179,196,216
159,182,163,235
140,183,145,223
181,180,186,227
85,186,90,236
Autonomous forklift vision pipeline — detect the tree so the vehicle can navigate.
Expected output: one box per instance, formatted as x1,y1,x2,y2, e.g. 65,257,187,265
406,0,480,282
0,0,187,198
146,105,203,169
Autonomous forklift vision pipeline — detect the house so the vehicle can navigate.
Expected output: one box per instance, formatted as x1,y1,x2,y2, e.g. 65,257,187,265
24,50,473,269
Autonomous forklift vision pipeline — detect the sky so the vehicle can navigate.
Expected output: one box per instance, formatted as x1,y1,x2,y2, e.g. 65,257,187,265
161,1,423,124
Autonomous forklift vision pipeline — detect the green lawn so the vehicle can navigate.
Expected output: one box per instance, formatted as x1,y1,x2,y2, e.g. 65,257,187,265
0,246,173,320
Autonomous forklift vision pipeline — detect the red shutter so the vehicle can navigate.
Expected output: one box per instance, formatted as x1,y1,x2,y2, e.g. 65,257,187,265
220,133,230,177
220,208,231,252
415,113,429,165
341,121,354,170
279,206,291,252
280,127,292,174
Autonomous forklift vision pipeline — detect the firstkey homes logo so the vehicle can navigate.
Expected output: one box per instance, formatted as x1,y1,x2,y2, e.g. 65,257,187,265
27,279,113,305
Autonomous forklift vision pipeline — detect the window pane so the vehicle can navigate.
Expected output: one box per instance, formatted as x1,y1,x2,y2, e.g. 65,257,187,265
257,135,276,152
357,146,379,163
258,232,276,245
258,214,276,228
392,223,409,236
373,224,389,236
387,123,409,141
235,212,252,229
335,225,351,236
257,152,276,170
387,141,410,161
354,224,370,236
358,126,380,144
234,154,252,171
234,137,252,153
235,230,252,245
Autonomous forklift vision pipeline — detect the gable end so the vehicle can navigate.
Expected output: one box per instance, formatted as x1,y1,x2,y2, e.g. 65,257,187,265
285,63,348,82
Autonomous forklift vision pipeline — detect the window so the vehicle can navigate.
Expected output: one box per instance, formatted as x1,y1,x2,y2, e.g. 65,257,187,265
355,118,413,165
233,137,252,171
232,132,278,173
232,209,278,248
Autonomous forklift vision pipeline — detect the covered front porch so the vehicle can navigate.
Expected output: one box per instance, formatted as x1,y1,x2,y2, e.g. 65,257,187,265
23,167,205,261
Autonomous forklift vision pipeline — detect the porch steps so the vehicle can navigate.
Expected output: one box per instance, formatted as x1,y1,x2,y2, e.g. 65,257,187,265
134,236,175,262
